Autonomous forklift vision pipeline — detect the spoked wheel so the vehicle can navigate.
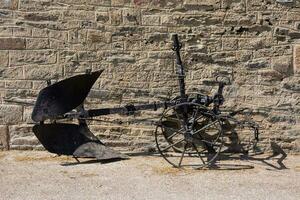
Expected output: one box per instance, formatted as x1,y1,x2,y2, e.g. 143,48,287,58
155,102,225,169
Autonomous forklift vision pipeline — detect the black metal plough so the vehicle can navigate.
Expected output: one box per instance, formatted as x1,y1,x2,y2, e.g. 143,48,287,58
31,34,260,169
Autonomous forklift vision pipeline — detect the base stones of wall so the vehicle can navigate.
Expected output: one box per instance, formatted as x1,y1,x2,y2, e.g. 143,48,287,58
0,105,23,125
9,124,40,150
0,125,9,150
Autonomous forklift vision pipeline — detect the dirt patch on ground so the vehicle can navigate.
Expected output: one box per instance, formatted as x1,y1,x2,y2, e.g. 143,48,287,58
13,154,74,162
0,151,299,200
151,166,184,175
0,151,7,160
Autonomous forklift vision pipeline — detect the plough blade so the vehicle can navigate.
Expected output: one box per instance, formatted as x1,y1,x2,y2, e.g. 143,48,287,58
73,142,127,160
32,70,103,122
33,123,126,160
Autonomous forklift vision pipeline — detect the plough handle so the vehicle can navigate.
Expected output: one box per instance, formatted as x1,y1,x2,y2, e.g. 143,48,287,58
172,34,181,51
172,34,186,100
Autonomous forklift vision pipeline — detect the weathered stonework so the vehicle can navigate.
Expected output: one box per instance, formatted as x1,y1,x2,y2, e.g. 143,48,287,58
0,0,299,152
0,125,9,150
0,105,23,125
294,45,300,74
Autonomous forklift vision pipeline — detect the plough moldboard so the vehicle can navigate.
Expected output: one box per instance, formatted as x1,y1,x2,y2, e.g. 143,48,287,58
31,34,261,169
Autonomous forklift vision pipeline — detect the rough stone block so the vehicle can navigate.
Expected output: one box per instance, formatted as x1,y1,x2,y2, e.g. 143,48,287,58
0,0,18,10
239,37,272,50
0,67,24,79
32,28,49,38
0,38,26,50
23,106,34,124
24,65,63,80
32,81,47,90
222,0,246,11
142,15,160,26
294,45,300,74
0,9,13,19
112,0,125,6
63,10,95,20
77,51,98,61
224,13,256,26
253,49,272,59
10,50,57,66
49,30,68,40
68,30,87,44
9,125,39,150
272,56,293,75
20,11,61,21
96,12,110,23
26,38,49,49
275,27,289,36
110,9,123,25
4,89,39,100
18,0,57,11
12,27,32,37
160,15,176,26
87,31,112,44
236,50,252,62
0,51,8,67
246,59,270,69
5,80,32,89
0,125,9,150
0,105,23,125
282,77,300,92
123,8,141,25
0,27,13,37
183,0,220,10
88,0,111,6
287,11,300,21
289,32,300,39
222,38,238,51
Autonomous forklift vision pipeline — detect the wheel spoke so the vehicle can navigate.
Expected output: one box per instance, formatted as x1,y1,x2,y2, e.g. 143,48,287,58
193,120,219,135
160,138,185,152
178,143,187,167
160,124,184,135
195,115,204,121
166,131,179,140
202,140,218,146
192,143,205,165
155,102,225,169
190,107,200,128
174,112,188,131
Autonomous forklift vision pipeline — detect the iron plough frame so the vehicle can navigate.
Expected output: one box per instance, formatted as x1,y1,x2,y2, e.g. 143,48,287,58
31,34,260,168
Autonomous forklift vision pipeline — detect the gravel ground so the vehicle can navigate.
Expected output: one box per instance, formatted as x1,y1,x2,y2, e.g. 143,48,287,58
0,151,299,200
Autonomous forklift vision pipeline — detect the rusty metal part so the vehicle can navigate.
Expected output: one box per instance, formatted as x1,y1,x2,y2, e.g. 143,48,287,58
30,34,263,167
33,123,126,160
155,102,224,169
31,70,103,122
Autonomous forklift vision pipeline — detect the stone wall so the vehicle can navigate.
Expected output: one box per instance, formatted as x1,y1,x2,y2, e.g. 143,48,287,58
0,0,299,152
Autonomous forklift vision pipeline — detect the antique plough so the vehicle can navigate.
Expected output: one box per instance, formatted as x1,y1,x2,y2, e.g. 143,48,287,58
31,34,259,168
